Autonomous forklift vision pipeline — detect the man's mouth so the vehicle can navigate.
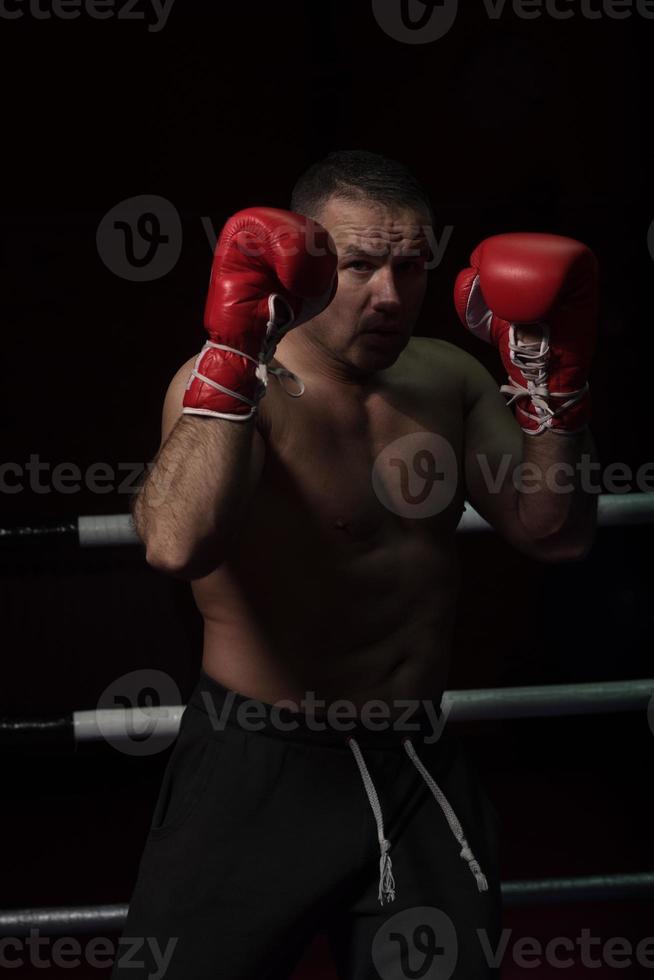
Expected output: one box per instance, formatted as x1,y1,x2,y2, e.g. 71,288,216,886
362,323,402,335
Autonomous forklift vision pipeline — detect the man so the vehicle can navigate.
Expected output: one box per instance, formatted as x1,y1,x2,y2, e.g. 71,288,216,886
113,151,597,979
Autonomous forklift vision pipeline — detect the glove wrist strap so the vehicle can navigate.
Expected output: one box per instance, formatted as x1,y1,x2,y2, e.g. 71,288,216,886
182,292,305,422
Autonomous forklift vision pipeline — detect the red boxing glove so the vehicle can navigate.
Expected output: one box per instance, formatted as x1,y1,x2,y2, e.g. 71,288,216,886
454,233,598,435
183,208,337,421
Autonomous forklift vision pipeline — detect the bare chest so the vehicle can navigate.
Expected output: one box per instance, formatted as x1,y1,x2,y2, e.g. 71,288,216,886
257,374,465,548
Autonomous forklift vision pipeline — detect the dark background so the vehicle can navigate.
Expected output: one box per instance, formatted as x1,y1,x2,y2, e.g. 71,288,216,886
1,3,653,977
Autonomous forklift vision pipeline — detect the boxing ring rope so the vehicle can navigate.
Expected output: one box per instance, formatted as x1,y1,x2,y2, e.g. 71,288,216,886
1,679,652,748
1,492,653,548
3,872,654,938
457,489,654,534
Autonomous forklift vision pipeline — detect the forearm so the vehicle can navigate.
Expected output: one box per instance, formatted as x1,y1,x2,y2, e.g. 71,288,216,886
516,427,598,553
133,415,256,575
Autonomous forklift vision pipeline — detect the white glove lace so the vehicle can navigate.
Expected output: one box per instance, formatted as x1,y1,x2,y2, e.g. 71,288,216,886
501,324,588,435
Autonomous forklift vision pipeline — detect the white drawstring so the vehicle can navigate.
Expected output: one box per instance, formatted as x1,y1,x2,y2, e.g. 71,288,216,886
347,736,489,905
403,738,489,894
347,737,396,905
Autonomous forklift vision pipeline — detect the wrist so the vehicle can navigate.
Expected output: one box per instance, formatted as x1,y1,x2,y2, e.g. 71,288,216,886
510,381,591,436
182,342,264,421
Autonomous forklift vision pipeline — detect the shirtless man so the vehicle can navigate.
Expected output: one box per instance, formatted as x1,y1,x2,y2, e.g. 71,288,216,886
113,151,597,980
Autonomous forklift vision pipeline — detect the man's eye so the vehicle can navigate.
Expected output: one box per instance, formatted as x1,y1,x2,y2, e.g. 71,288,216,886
396,260,422,272
346,261,373,272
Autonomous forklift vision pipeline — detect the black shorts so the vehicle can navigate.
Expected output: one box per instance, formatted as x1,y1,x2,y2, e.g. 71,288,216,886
111,670,502,979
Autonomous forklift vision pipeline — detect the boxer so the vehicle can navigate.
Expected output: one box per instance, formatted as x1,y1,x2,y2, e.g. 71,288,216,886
113,151,598,980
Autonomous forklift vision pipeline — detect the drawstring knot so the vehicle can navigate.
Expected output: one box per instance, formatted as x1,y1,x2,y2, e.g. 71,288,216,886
347,736,490,904
378,838,396,905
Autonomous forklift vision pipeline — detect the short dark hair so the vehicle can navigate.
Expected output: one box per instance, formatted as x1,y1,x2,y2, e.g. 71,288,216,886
290,149,433,224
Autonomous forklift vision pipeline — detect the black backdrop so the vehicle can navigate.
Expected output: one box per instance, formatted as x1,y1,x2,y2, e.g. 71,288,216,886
1,2,653,975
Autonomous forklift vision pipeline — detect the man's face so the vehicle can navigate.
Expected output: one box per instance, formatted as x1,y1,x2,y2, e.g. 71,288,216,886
301,196,431,375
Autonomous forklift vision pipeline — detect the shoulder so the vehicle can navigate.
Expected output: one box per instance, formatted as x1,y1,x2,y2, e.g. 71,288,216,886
407,336,468,364
404,337,494,401
407,335,481,371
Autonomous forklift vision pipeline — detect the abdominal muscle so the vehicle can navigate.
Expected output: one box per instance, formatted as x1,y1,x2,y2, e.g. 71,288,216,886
192,517,461,717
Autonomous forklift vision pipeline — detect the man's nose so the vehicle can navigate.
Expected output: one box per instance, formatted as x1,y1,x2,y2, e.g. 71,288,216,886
371,267,402,310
